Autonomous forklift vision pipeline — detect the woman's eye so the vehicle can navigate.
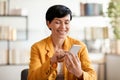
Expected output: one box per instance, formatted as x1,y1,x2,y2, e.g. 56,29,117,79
55,21,61,24
65,21,70,24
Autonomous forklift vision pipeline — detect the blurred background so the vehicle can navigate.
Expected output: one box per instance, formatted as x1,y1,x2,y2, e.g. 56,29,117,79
0,0,120,80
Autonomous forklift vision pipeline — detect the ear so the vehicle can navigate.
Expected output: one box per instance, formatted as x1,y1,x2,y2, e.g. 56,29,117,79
46,21,49,26
46,21,51,30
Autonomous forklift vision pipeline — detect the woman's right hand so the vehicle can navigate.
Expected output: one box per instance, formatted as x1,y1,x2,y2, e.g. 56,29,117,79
50,49,66,65
64,52,83,78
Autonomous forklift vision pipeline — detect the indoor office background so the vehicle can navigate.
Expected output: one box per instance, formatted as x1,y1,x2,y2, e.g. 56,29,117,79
0,0,120,80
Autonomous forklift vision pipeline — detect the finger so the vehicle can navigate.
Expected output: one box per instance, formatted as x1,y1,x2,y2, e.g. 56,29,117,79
70,54,78,65
65,59,75,74
64,54,71,65
69,53,78,64
56,50,65,60
66,53,75,67
75,55,81,63
75,55,81,67
65,59,69,67
57,54,65,59
57,57,65,62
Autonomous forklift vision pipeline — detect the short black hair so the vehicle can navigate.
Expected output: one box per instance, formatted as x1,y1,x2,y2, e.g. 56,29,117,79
46,5,72,22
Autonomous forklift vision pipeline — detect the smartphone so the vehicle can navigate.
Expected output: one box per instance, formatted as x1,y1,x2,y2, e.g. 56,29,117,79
69,45,81,55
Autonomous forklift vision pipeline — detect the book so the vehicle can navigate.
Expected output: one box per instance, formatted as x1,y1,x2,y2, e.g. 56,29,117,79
80,3,85,16
80,3,103,16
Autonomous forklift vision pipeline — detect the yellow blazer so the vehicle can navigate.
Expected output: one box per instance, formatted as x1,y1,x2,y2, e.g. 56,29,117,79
28,36,97,80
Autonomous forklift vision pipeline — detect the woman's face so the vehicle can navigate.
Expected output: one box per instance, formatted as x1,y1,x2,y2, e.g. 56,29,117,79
47,15,71,39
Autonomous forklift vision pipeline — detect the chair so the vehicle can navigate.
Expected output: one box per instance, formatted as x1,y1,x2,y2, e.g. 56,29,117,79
21,69,28,80
106,54,120,80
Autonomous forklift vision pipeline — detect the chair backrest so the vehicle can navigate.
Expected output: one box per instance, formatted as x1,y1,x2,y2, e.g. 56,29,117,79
106,54,120,80
21,69,28,80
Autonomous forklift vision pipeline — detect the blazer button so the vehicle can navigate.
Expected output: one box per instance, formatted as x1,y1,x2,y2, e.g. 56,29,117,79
46,72,48,75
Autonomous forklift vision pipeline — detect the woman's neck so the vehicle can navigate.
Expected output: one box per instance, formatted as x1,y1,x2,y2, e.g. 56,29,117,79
51,35,65,50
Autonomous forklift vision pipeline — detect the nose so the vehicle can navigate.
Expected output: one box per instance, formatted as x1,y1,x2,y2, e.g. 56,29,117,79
61,22,66,29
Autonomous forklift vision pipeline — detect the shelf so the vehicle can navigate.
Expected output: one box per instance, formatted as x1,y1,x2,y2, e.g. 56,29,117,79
72,15,109,19
0,15,29,65
72,15,104,17
0,64,28,66
105,53,120,56
0,39,28,41
0,16,28,40
0,15,28,17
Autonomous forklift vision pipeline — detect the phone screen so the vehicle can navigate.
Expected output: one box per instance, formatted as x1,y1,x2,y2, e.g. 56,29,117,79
69,45,81,55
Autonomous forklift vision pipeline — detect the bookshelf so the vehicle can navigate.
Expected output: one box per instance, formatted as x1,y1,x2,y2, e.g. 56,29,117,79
70,16,109,53
70,0,110,53
0,0,29,65
0,15,28,65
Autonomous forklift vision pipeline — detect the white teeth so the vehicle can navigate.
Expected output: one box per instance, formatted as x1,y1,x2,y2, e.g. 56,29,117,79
58,30,66,34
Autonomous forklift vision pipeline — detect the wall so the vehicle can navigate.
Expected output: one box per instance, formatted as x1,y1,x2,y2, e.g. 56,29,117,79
0,0,110,80
9,0,81,45
0,65,28,80
9,0,110,45
0,0,110,52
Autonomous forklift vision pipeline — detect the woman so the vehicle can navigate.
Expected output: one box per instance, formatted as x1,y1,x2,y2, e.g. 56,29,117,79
28,5,97,80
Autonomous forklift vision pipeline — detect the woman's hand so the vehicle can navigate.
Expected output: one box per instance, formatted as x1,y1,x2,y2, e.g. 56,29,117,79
50,49,65,65
64,52,83,78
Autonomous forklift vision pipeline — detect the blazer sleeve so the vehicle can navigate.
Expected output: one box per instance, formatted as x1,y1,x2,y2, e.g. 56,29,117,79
28,45,56,80
78,44,97,80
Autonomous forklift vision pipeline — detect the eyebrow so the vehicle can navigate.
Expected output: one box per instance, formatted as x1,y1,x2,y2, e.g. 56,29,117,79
54,18,70,21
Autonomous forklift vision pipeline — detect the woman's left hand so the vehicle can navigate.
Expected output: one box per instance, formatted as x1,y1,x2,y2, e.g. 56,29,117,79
64,52,83,78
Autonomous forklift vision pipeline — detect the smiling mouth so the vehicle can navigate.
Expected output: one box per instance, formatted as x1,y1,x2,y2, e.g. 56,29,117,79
58,30,67,35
